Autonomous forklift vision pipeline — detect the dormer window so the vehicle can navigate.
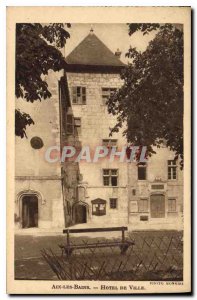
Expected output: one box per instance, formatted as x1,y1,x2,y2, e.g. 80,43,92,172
72,86,86,104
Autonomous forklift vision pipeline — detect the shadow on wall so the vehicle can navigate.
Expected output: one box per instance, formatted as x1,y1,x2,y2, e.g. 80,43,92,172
60,76,87,227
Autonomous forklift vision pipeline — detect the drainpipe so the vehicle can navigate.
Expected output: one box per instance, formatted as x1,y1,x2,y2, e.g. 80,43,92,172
59,77,67,228
127,159,130,225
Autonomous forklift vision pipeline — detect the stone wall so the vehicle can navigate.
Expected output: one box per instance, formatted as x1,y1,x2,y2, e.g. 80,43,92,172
15,179,64,228
15,67,184,230
15,70,62,177
128,147,183,230
15,70,65,229
64,71,183,229
64,72,128,225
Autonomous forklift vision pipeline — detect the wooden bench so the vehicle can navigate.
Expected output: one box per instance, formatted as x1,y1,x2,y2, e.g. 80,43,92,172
59,226,134,257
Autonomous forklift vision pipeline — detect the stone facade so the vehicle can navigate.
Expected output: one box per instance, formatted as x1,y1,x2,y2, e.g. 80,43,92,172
15,70,65,229
128,147,183,230
62,71,183,230
15,32,183,231
63,72,128,226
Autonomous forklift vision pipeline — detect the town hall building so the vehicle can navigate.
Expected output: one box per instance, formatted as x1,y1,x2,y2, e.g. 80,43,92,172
15,29,183,231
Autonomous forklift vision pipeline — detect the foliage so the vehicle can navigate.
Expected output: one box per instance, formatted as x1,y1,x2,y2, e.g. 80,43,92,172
15,109,35,138
15,23,71,137
128,23,173,36
107,24,183,167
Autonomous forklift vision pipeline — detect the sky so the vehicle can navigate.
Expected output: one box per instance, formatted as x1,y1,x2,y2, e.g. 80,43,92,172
63,23,157,64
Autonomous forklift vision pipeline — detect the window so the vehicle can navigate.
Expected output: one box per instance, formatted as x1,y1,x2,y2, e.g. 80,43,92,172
66,115,81,135
74,118,81,135
66,114,74,134
138,164,146,180
110,198,117,209
168,160,177,180
138,199,148,212
102,139,118,149
102,88,117,104
168,198,176,212
92,198,106,216
103,169,118,186
72,86,86,104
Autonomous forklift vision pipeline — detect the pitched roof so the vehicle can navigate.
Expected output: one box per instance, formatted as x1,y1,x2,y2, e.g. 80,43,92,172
65,32,125,69
91,198,106,204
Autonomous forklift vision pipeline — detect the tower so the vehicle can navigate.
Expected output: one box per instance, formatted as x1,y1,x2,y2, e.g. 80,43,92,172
60,30,127,226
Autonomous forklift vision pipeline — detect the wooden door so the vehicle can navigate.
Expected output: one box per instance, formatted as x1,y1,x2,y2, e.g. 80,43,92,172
75,205,87,224
22,196,38,228
150,194,165,218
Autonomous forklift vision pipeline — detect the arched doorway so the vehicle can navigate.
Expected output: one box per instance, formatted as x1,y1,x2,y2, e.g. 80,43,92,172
21,195,38,228
150,194,165,218
74,203,87,224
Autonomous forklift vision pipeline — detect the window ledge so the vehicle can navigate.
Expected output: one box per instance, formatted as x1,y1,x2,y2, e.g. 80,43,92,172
167,180,178,182
103,186,119,188
72,104,87,106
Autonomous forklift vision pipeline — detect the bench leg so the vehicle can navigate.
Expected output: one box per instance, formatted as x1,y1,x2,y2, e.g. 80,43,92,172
60,247,73,258
66,249,73,258
120,244,129,255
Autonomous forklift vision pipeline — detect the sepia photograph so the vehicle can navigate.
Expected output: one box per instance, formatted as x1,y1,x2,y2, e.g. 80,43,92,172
6,6,191,294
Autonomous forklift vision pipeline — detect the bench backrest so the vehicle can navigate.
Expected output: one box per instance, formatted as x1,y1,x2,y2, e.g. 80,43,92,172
63,226,128,234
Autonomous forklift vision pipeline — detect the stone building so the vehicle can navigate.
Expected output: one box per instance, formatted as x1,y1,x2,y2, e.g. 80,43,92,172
15,30,183,231
15,70,65,229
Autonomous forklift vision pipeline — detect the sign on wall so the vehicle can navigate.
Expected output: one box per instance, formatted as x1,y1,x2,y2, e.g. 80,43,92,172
130,201,138,213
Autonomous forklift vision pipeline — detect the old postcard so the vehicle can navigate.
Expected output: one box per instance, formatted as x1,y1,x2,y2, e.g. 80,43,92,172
7,6,191,294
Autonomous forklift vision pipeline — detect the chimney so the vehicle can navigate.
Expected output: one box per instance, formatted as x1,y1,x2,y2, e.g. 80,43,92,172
115,48,121,58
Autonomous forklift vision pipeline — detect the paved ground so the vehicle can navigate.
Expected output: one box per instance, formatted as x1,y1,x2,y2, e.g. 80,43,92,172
15,230,183,280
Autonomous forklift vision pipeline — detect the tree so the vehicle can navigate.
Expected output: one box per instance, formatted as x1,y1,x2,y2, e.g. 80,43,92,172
15,23,71,137
107,24,183,167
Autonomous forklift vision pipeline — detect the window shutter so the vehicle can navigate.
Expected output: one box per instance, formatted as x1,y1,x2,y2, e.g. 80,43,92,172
66,114,74,134
72,87,77,104
82,87,86,104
